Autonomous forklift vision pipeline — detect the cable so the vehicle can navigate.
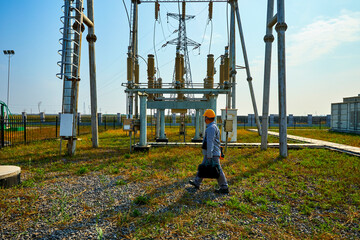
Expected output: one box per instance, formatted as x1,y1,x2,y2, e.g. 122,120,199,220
226,2,229,47
208,19,213,55
159,9,167,43
122,0,131,30
200,19,209,46
153,21,161,78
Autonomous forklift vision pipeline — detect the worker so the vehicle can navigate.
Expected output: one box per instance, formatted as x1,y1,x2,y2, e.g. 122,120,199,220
189,109,229,194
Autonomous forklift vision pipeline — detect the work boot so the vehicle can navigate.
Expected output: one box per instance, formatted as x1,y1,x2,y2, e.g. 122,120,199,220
214,188,229,194
188,180,199,190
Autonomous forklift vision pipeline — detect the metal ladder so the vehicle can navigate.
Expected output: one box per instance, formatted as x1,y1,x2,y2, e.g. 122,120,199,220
57,0,84,114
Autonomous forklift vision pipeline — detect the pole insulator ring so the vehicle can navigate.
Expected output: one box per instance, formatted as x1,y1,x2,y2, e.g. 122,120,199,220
275,22,288,32
86,34,97,42
263,34,274,43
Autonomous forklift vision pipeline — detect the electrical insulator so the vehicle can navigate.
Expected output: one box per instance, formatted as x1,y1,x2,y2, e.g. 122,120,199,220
135,62,139,84
127,56,133,82
182,1,186,20
224,56,230,82
207,54,214,89
157,77,162,89
155,1,159,21
219,57,225,86
180,54,185,86
175,52,182,85
147,54,155,99
208,1,213,20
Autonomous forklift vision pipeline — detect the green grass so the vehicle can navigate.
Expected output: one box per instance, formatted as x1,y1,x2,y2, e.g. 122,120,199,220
0,128,359,239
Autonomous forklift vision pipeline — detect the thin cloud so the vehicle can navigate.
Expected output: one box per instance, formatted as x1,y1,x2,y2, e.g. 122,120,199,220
287,11,360,66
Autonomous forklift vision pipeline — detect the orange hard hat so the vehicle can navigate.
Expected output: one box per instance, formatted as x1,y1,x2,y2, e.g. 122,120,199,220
203,109,216,118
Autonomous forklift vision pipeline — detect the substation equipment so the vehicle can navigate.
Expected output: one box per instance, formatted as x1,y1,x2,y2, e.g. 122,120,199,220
123,0,267,151
56,0,288,157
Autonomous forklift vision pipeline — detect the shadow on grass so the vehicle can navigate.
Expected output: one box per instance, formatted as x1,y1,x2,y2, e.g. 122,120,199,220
227,155,284,185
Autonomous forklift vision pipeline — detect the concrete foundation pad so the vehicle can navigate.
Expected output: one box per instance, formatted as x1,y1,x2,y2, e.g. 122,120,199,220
191,138,203,143
156,138,169,143
133,145,151,152
0,165,21,188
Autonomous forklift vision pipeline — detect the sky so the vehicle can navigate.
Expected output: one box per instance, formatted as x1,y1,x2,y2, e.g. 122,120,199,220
0,0,359,116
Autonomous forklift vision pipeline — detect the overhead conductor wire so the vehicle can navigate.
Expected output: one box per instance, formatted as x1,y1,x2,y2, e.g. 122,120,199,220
122,0,131,30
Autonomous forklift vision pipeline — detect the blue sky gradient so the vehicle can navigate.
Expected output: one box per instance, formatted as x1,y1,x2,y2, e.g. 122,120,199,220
0,0,359,115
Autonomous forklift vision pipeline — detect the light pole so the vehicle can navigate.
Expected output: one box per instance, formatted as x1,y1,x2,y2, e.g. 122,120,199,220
3,50,15,106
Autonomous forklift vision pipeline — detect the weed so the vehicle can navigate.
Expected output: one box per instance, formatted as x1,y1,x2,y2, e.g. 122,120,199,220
243,190,254,202
134,195,151,205
77,166,88,175
204,200,219,207
115,179,127,186
131,209,141,217
96,225,104,240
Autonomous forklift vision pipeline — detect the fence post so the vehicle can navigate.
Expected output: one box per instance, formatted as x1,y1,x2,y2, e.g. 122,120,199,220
113,116,115,129
77,114,80,136
104,116,107,130
24,115,27,144
56,116,58,137
1,104,4,148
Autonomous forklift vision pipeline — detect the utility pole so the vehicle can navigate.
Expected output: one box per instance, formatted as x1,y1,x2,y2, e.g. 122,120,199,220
86,0,99,148
3,50,15,107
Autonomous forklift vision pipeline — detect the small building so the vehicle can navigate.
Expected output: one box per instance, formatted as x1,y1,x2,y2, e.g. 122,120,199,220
331,94,360,134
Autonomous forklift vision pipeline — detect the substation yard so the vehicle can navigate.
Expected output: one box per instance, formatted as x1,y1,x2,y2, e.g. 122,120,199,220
0,128,359,239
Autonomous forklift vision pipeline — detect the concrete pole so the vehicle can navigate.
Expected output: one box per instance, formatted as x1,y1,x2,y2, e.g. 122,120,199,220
276,0,288,157
156,109,160,138
194,109,200,139
160,109,166,139
261,0,275,150
139,95,147,147
199,109,205,137
87,0,99,148
234,0,261,135
210,95,217,123
229,2,236,109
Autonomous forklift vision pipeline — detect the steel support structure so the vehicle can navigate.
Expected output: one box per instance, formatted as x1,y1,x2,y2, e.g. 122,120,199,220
233,0,261,135
229,1,236,109
261,0,275,150
58,0,84,156
139,94,148,147
260,0,287,157
58,0,99,155
192,109,201,141
276,0,288,157
159,109,167,141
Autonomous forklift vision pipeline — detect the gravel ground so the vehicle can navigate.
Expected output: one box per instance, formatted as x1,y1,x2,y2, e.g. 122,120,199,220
1,171,359,239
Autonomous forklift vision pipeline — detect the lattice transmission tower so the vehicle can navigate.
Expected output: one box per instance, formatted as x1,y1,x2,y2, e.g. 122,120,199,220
167,12,200,98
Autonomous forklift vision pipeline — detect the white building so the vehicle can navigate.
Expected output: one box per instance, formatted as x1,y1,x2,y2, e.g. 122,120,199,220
331,94,360,134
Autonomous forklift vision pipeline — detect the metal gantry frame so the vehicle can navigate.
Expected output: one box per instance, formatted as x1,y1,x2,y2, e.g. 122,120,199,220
125,0,267,149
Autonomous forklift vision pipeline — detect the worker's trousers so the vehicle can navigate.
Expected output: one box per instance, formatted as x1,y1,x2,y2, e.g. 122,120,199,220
194,150,228,189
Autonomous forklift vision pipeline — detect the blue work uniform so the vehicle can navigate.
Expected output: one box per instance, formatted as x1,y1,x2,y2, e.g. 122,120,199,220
194,121,228,189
